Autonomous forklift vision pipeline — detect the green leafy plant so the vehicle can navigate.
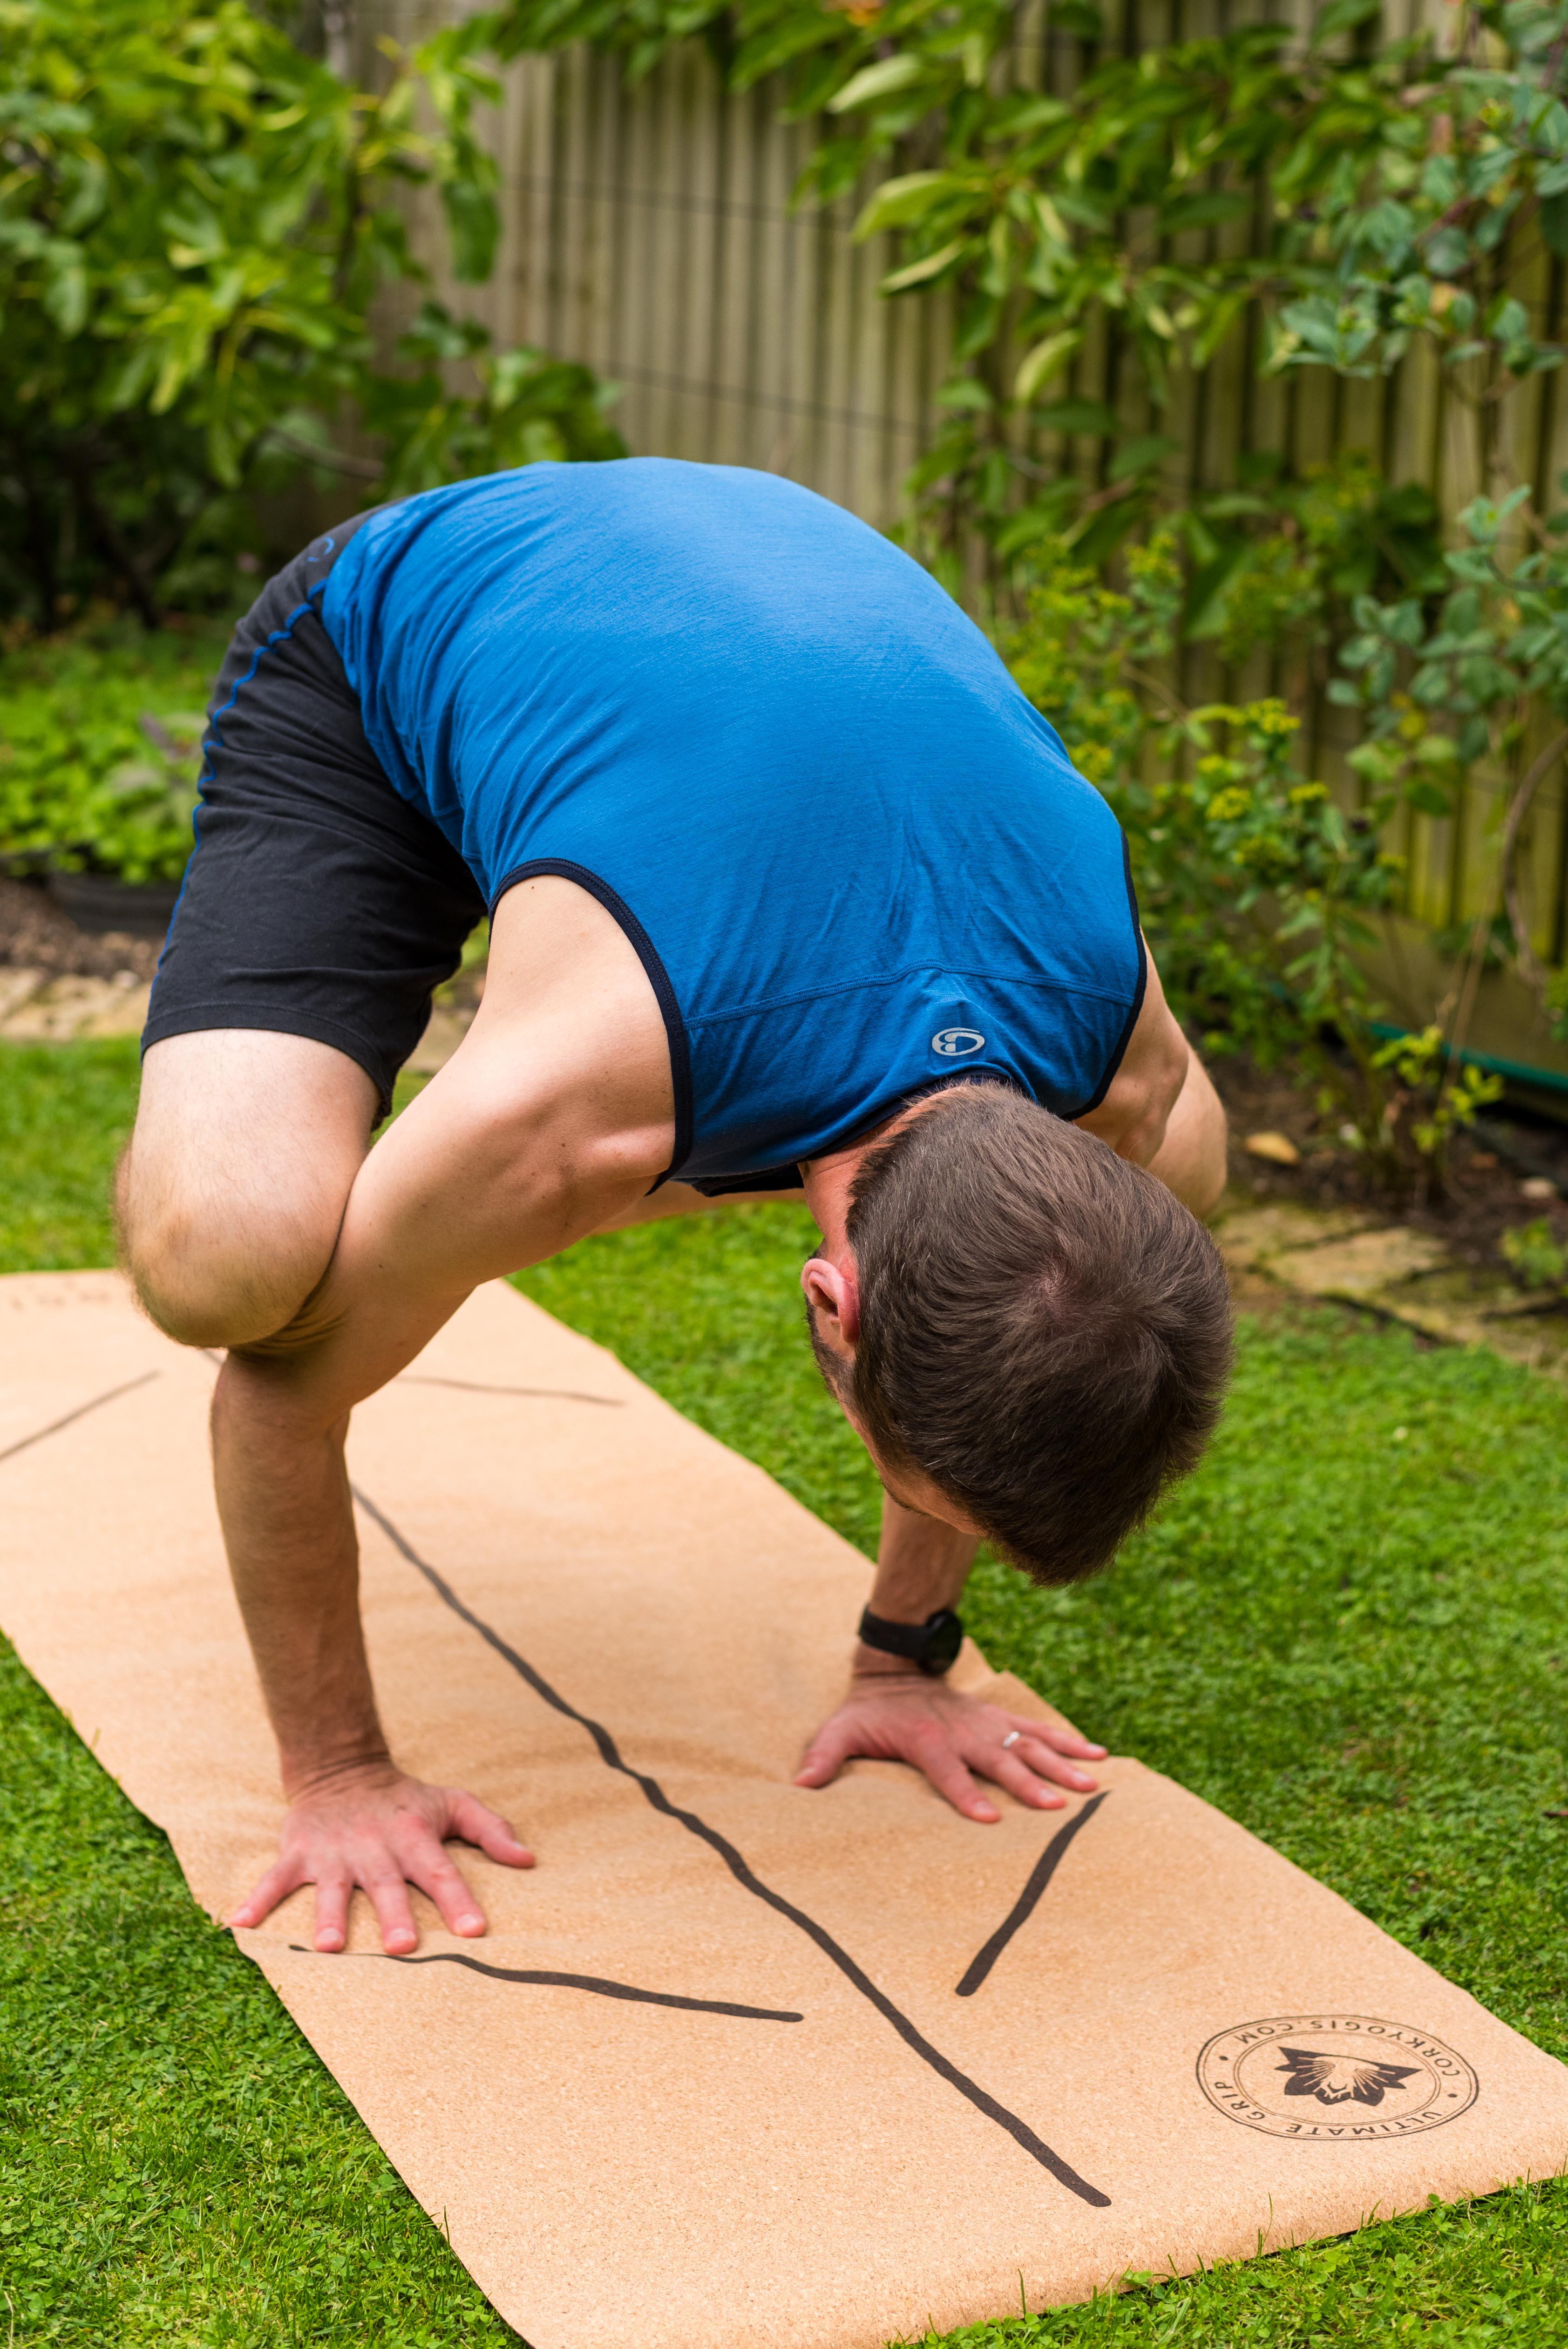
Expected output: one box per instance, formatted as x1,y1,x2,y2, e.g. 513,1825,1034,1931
1005,543,1503,1199
1502,1213,1568,1289
0,0,624,628
0,703,203,886
467,0,1565,612
1364,1026,1504,1189
0,623,219,881
1337,487,1568,1027
365,303,627,494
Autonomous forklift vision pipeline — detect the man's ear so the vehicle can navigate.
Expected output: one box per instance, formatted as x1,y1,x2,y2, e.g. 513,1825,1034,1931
801,1254,860,1357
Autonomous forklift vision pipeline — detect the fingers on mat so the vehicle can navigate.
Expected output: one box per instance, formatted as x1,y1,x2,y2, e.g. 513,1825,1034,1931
363,1866,420,1956
450,1790,535,1867
1015,1738,1098,1791
1026,1720,1106,1758
230,1855,305,1932
910,1730,999,1822
794,1726,851,1786
410,1845,488,1938
312,1871,352,1954
991,1752,1068,1810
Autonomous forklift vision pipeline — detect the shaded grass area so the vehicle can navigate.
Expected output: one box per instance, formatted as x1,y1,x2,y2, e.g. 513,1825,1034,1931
0,1038,141,1272
3,1039,1568,2342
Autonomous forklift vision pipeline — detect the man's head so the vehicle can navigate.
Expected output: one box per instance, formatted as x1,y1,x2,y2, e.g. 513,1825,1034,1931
801,1084,1231,1583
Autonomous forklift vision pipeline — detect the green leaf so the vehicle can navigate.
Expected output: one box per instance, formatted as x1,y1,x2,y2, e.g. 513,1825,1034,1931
1014,328,1082,403
1032,398,1117,435
880,238,969,293
852,172,956,242
1048,0,1104,36
1107,434,1179,482
1313,0,1380,38
442,176,499,282
827,54,927,114
935,377,993,411
41,244,88,338
1425,227,1471,278
1194,290,1250,367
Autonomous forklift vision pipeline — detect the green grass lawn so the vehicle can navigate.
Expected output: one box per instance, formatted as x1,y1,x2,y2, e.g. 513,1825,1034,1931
3,1037,1568,2344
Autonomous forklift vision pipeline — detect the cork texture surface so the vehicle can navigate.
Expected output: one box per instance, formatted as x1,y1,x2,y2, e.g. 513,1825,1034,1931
2,1269,1566,2348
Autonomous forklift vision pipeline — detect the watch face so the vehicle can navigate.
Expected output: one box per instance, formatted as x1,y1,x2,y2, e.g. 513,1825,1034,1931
925,1609,964,1673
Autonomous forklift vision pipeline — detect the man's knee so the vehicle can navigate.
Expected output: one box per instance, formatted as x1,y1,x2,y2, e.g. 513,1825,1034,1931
120,1030,375,1351
120,1151,342,1351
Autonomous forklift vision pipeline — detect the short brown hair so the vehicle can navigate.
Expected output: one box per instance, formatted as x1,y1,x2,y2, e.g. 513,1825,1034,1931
827,1084,1232,1583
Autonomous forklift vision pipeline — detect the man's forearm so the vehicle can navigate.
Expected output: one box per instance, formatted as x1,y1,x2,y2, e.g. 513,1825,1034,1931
204,1013,663,1791
212,1361,388,1792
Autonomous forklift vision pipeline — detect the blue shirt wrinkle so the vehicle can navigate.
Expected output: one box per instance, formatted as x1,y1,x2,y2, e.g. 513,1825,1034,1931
321,457,1142,1184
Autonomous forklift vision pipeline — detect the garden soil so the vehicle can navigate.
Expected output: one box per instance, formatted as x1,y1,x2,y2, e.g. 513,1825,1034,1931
3,1269,1567,2349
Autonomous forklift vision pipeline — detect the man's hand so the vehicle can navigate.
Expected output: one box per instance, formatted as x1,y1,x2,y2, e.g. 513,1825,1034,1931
230,1763,534,1954
794,1670,1105,1822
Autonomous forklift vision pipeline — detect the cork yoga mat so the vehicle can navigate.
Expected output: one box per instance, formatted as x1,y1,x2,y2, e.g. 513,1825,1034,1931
3,1269,1567,2348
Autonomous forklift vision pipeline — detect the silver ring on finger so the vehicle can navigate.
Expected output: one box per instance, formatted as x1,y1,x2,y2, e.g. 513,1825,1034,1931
1000,1729,1021,1751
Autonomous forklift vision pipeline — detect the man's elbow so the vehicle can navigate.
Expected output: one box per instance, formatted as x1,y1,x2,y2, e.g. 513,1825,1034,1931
1189,1129,1229,1221
1166,1053,1229,1220
1110,1030,1190,1169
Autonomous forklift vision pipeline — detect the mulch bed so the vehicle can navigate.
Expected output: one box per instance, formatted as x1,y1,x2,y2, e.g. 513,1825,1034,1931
0,875,161,984
1213,1054,1568,1280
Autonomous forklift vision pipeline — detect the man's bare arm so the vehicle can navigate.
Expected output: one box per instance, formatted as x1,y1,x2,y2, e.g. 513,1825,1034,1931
592,1178,803,1233
1143,1047,1226,1216
223,880,678,1953
1076,941,1226,1218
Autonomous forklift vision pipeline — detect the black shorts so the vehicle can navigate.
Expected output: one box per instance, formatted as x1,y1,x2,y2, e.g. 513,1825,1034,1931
143,518,485,1117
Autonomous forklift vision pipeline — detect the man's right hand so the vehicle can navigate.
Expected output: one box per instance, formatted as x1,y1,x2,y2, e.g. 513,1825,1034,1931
229,1764,534,1954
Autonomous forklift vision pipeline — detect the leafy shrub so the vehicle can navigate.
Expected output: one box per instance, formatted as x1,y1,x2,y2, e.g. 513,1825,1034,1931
0,0,624,628
1502,1216,1568,1291
1337,489,1568,1008
366,306,626,495
1005,543,1496,1198
0,625,220,882
488,0,1562,603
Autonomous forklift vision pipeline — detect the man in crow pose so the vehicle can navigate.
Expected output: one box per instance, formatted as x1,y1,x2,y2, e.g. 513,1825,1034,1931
119,458,1231,1957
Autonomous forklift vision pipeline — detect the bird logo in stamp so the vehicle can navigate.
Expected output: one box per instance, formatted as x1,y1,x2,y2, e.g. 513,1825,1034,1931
1196,2014,1479,2139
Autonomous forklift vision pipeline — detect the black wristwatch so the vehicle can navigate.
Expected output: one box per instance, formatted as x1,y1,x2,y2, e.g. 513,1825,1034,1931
857,1605,964,1677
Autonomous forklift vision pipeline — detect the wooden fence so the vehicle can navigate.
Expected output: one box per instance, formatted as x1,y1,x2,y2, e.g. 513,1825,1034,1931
357,0,1568,1082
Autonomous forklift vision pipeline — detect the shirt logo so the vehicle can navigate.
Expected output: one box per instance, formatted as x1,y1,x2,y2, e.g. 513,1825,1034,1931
931,1027,986,1059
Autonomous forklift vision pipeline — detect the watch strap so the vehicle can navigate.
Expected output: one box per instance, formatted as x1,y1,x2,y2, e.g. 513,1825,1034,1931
857,1605,964,1677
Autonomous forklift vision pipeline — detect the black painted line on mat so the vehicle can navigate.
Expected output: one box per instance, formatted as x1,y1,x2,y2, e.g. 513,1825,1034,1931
289,1944,801,2020
350,1483,1111,2209
0,1371,159,1468
398,1375,624,1407
955,1793,1111,1999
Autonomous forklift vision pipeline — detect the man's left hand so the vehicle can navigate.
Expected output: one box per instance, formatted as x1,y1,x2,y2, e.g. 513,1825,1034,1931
794,1671,1105,1822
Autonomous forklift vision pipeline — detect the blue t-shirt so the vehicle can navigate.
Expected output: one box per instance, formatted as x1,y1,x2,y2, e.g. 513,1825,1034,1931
321,459,1144,1187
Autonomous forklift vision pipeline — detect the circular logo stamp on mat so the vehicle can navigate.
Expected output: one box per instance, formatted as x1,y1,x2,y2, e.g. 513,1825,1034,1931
1196,2015,1478,2140
932,1026,986,1059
